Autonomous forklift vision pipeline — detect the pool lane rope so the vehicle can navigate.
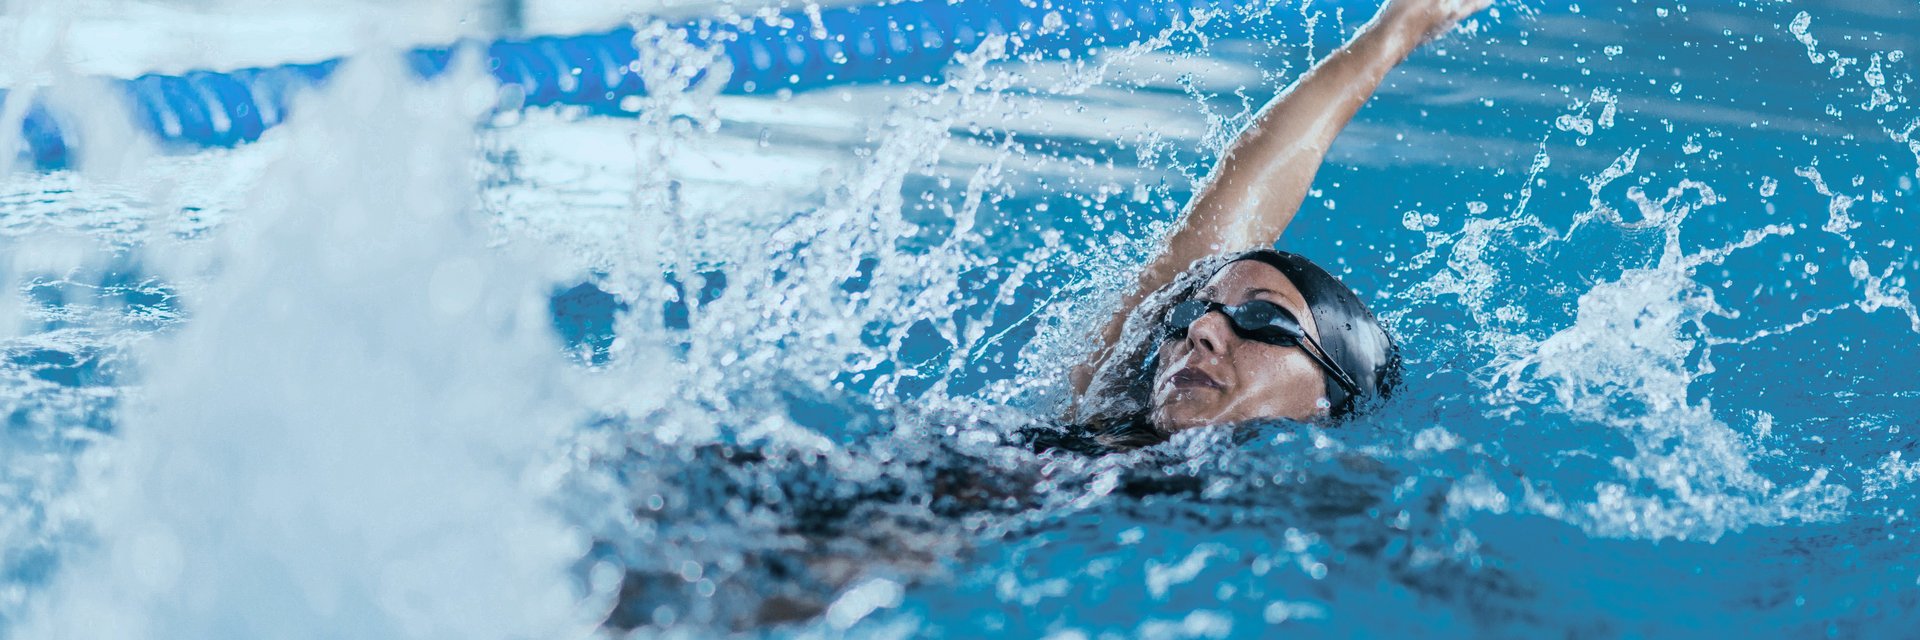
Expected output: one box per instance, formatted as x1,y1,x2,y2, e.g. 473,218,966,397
5,0,1376,169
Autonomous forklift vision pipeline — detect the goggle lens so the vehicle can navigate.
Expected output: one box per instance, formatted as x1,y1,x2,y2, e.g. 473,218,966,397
1163,299,1303,347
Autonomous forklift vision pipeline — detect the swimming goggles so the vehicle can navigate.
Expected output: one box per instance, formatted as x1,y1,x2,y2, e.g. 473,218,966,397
1161,299,1362,400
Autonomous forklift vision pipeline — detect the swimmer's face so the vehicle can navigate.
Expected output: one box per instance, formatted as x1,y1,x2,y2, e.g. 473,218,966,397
1149,261,1331,432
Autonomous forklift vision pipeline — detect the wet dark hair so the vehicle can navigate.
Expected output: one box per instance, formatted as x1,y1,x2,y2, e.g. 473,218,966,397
1066,249,1400,452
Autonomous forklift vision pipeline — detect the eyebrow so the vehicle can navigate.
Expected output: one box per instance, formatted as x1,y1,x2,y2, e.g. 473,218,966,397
1199,286,1280,299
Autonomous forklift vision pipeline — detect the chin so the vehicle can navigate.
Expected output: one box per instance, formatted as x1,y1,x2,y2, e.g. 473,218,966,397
1149,400,1213,433
1150,383,1218,429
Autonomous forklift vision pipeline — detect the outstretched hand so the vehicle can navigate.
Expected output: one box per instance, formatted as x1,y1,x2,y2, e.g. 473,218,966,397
1376,0,1494,43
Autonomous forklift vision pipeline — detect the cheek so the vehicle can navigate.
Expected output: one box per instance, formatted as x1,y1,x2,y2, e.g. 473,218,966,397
1231,351,1326,409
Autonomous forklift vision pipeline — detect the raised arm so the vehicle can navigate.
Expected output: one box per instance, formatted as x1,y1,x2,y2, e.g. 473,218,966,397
1071,0,1489,400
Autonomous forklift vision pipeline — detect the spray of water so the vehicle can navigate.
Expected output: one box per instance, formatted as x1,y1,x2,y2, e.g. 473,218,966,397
16,53,604,638
1391,4,1920,545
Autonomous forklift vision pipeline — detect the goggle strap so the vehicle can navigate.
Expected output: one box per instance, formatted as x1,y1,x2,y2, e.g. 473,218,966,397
1295,330,1362,399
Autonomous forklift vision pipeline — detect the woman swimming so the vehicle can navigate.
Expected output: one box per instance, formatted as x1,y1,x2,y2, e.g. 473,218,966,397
1063,0,1492,449
597,3,1499,627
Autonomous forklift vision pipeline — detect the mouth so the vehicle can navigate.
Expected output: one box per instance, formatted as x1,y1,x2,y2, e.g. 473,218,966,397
1168,367,1222,391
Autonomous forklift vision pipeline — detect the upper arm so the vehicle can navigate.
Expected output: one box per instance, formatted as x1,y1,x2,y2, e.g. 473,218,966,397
1066,165,1307,403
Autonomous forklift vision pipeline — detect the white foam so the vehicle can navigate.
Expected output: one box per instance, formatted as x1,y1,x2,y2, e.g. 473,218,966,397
20,54,598,639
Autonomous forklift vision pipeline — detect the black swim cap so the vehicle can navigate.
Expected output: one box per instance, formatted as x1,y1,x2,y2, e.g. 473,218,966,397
1225,250,1400,416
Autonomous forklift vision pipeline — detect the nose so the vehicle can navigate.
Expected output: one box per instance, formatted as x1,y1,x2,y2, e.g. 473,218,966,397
1184,309,1232,356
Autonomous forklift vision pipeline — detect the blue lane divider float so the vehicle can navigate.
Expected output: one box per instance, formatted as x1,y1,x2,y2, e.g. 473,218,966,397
7,0,1380,170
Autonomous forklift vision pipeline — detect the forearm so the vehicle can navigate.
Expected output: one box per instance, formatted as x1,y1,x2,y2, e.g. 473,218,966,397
1163,12,1427,277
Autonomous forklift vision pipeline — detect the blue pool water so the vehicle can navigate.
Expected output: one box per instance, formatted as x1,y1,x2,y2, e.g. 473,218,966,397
0,0,1917,637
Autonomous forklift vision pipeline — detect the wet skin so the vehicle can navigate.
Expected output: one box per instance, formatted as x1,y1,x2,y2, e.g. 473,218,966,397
1071,0,1489,410
1149,261,1334,432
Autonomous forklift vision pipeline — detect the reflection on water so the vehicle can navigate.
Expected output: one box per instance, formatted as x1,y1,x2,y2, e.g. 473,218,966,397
0,0,1915,637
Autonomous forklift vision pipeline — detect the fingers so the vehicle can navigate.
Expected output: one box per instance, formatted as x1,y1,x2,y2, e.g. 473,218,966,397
1379,0,1488,38
1413,0,1493,42
1435,0,1492,25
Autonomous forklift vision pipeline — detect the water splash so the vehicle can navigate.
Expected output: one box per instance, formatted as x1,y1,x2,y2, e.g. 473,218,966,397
17,54,601,638
1407,122,1852,542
